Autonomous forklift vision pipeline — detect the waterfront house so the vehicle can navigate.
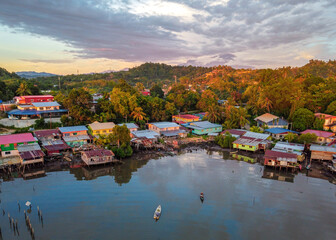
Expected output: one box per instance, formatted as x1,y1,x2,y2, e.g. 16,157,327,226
264,128,299,140
148,122,187,137
131,130,160,141
272,142,304,156
81,149,115,166
41,139,71,156
58,126,92,147
0,133,37,157
193,112,206,120
310,145,336,161
301,129,335,144
182,121,222,135
88,121,115,137
255,113,288,129
232,131,271,152
315,113,336,133
172,114,200,124
14,95,54,105
118,123,139,132
222,129,246,139
264,150,298,170
18,143,44,166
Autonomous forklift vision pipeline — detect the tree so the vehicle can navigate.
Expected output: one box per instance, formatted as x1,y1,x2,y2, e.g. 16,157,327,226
16,82,32,96
215,132,236,149
111,125,131,147
312,117,324,130
298,133,317,144
135,82,145,92
205,105,221,123
291,108,315,131
197,89,218,111
326,100,336,115
284,132,298,143
131,106,146,122
250,126,263,133
150,84,164,98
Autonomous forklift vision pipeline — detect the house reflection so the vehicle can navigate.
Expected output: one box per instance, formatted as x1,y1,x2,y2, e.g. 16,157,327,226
262,168,295,183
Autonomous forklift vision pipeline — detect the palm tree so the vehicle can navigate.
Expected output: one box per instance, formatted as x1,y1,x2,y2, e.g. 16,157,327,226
16,82,32,96
206,105,221,123
131,107,146,122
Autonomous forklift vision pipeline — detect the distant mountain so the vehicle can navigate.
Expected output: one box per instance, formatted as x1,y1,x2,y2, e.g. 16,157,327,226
16,71,58,79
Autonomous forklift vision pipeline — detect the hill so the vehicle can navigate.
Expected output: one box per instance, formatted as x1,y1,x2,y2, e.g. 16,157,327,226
16,71,58,79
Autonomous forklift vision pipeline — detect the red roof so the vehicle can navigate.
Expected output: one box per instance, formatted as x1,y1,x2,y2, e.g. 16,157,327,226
301,129,335,138
264,150,297,159
141,91,151,96
34,129,61,139
43,143,70,152
223,129,246,136
20,150,44,160
175,121,186,124
21,95,54,99
82,149,114,158
0,133,36,145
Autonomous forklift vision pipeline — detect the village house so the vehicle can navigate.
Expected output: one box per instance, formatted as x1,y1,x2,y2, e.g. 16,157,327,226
7,101,68,119
118,123,139,132
264,150,299,171
0,133,37,157
148,122,186,137
232,132,271,152
182,121,222,135
18,143,45,166
315,113,336,133
301,129,335,144
14,95,54,104
141,90,151,96
131,130,160,141
81,149,115,166
34,129,62,141
264,128,299,140
172,114,200,124
255,113,289,129
310,145,336,162
58,126,92,148
88,121,115,137
272,142,305,156
33,129,70,156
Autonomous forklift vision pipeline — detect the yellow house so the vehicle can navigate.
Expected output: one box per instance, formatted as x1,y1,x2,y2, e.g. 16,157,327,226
88,121,116,136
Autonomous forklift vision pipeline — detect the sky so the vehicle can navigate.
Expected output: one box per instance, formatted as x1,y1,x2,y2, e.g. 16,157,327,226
0,0,336,75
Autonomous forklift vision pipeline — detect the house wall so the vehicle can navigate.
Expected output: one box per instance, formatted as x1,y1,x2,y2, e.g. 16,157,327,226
90,128,113,136
233,143,257,152
1,141,37,157
172,115,199,123
148,124,179,133
192,127,222,135
62,130,87,137
65,140,87,147
315,136,333,144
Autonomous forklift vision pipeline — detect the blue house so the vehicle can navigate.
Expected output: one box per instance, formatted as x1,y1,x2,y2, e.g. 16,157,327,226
254,113,288,129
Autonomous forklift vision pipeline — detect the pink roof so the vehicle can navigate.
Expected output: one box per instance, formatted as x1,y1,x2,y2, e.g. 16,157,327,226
174,114,199,120
21,95,54,99
0,133,36,145
301,129,335,138
314,113,336,119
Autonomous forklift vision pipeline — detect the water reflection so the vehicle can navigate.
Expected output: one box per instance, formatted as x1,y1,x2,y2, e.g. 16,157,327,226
262,167,295,183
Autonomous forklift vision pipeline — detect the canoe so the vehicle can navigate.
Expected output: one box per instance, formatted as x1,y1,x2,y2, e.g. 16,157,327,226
200,194,204,202
153,205,161,220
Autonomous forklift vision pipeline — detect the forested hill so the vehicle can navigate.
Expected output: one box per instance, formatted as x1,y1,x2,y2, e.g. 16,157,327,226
0,67,21,80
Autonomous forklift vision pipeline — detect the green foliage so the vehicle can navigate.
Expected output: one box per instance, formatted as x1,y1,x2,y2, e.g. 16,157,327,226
312,117,324,130
298,133,317,144
150,84,164,98
326,100,336,115
291,108,315,131
112,143,133,159
111,125,131,147
34,117,62,129
284,132,298,143
250,126,263,133
202,135,208,140
215,132,236,148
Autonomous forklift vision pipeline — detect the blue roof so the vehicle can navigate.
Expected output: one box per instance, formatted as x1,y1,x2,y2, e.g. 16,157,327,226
58,125,88,133
265,128,298,134
7,109,68,116
118,123,139,129
263,118,288,126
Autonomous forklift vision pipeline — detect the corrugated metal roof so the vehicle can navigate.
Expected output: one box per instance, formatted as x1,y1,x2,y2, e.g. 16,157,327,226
243,131,270,140
310,145,336,153
89,121,115,130
19,150,44,160
264,150,297,162
0,133,36,145
43,143,70,151
132,130,159,139
173,114,199,120
17,143,42,152
82,149,114,157
63,135,90,142
59,126,88,133
20,95,53,98
190,121,222,129
233,137,266,147
118,123,139,129
31,101,60,107
8,109,68,115
273,142,304,155
161,129,186,137
41,139,66,146
301,129,335,138
150,122,179,128
34,129,61,139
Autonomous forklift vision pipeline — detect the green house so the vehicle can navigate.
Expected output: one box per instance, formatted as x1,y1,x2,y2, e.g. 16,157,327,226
183,121,222,135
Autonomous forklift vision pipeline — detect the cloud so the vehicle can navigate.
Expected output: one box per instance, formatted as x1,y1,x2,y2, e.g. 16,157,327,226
0,0,335,69
19,59,74,64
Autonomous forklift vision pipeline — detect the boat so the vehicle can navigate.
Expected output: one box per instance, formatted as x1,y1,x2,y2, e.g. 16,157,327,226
153,205,161,220
200,193,204,202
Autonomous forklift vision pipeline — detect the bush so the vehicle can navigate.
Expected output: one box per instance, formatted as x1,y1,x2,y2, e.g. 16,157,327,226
215,133,236,148
112,143,133,159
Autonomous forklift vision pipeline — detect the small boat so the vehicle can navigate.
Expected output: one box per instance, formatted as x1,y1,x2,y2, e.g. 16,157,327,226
153,205,161,220
200,193,204,202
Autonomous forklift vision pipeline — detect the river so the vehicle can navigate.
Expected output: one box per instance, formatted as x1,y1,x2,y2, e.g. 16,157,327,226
0,150,335,240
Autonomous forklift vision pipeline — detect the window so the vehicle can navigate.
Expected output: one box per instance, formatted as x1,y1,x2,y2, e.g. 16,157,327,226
103,130,107,133
249,146,252,148
109,130,112,132
73,133,77,135
242,145,245,147
5,151,11,155
65,133,69,137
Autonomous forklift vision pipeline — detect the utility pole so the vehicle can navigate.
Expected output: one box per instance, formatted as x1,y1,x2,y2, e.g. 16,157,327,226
58,76,61,90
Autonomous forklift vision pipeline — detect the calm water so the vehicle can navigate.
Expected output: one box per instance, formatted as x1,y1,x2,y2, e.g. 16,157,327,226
1,150,336,240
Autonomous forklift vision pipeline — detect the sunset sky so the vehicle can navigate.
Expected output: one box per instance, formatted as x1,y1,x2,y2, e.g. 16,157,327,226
0,0,335,75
